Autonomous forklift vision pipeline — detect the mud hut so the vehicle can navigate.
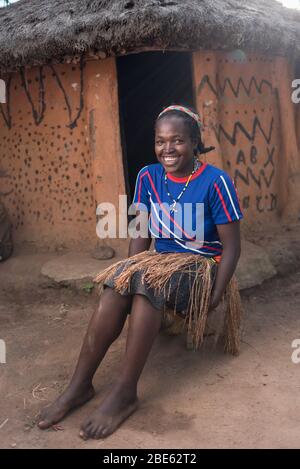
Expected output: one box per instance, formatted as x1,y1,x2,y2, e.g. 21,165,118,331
0,0,299,252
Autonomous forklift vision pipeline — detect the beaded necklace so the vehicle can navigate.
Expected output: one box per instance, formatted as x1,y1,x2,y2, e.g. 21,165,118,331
164,159,201,213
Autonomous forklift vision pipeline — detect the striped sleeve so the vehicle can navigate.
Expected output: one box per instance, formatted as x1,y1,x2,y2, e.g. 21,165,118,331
132,166,151,212
210,173,243,224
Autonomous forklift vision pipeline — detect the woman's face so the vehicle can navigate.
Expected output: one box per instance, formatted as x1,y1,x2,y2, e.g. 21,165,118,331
155,116,197,177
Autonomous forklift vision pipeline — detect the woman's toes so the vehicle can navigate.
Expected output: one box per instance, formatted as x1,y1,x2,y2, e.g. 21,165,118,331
89,425,98,439
79,430,89,440
37,420,49,429
102,422,113,437
79,425,89,439
98,425,109,439
82,420,97,439
80,419,90,432
37,410,53,429
95,428,104,439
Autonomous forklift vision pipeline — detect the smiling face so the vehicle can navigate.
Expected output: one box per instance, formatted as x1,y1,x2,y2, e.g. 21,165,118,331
155,116,197,177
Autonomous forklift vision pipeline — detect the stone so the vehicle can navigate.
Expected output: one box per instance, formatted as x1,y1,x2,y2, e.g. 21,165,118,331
41,252,122,286
91,245,115,260
236,240,277,290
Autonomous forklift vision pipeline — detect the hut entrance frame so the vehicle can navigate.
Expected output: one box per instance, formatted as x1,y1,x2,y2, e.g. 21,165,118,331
116,51,195,200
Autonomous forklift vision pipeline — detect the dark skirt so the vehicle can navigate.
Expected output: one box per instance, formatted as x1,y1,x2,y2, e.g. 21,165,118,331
95,251,242,354
103,258,218,315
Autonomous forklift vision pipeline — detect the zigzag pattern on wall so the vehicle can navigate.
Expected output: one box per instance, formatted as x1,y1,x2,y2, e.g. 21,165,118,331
20,66,46,126
214,117,274,145
198,75,275,98
197,73,279,216
50,55,84,129
234,167,275,189
0,55,85,129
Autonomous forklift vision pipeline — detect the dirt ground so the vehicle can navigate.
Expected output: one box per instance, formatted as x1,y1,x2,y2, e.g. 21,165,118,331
1,268,300,449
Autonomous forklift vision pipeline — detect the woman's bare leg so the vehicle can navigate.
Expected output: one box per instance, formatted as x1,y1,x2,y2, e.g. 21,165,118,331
79,294,162,439
38,288,131,429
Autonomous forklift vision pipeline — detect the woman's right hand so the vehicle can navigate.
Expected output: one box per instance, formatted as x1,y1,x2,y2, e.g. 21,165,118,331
128,237,151,257
208,290,221,312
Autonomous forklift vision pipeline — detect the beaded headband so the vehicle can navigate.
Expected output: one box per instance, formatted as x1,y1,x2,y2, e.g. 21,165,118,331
158,105,202,129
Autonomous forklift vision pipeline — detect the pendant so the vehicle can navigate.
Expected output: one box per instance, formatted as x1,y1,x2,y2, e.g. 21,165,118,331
170,202,178,213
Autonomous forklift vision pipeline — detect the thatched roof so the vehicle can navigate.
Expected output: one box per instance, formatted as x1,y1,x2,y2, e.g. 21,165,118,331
0,0,300,70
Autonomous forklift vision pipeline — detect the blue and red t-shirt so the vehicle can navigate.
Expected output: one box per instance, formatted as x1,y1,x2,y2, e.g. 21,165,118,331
132,162,243,258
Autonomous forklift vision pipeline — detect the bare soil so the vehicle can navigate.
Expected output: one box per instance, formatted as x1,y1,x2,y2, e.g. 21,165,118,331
1,269,300,449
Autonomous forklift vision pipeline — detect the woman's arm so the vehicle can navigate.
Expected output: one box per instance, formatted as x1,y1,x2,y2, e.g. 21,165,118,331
128,210,151,257
128,237,151,257
209,221,241,310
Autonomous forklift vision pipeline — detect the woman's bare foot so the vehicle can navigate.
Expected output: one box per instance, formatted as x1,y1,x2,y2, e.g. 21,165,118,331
79,383,138,440
37,382,95,430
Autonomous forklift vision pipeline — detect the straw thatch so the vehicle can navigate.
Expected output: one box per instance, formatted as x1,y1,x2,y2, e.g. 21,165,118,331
0,0,299,70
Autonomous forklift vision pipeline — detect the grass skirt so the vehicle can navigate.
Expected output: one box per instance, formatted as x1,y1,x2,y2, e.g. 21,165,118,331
94,251,242,355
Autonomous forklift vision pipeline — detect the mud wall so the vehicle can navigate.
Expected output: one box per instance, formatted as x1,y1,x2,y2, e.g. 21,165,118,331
0,58,125,250
193,51,300,229
1,50,299,250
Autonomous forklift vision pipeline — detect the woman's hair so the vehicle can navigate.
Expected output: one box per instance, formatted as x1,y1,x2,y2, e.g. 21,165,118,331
155,105,215,156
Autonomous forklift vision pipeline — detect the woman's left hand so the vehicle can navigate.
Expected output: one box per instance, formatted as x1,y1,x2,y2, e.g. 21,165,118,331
208,291,221,312
208,221,241,313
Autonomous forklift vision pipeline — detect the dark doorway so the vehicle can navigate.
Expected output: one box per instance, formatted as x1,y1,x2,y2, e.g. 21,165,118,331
117,51,195,200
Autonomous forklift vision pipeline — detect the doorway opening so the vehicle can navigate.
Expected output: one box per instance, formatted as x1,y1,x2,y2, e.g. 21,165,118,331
117,51,195,200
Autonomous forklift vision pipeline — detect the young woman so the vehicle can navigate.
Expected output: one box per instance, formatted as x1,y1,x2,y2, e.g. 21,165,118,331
38,105,243,440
